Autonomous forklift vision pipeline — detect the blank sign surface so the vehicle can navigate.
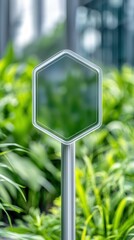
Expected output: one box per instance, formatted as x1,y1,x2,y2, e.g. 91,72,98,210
33,50,102,143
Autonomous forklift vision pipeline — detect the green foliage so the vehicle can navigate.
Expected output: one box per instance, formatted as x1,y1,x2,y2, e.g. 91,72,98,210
0,143,25,226
0,46,61,213
0,47,134,239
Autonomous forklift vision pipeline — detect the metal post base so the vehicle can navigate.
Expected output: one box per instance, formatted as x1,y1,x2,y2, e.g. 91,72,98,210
61,143,75,240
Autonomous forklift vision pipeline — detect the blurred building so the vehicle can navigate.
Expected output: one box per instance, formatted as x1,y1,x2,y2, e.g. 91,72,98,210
77,0,134,68
0,0,134,68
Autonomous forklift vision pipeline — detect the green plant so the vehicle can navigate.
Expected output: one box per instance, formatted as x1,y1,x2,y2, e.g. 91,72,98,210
0,143,26,226
0,46,61,212
2,149,134,239
0,46,134,239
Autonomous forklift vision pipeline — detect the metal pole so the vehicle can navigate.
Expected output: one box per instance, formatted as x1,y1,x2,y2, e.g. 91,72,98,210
0,0,10,58
33,0,43,37
66,0,78,51
61,142,75,240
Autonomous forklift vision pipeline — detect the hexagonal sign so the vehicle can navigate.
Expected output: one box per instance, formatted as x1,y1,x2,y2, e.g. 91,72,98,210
33,50,102,144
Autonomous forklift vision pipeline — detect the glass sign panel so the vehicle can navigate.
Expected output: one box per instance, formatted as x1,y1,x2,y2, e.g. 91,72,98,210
33,50,102,144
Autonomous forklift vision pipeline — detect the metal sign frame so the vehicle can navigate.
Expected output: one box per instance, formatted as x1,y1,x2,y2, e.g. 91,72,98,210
32,49,102,145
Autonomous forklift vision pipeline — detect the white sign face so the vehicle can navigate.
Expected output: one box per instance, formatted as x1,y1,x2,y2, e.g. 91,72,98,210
33,50,102,144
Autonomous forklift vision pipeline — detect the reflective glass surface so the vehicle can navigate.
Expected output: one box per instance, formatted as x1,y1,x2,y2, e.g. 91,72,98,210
33,51,101,142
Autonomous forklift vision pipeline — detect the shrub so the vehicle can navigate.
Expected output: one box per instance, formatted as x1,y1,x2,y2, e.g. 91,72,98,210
0,47,134,239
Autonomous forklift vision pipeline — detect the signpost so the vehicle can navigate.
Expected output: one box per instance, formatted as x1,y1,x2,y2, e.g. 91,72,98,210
32,49,102,240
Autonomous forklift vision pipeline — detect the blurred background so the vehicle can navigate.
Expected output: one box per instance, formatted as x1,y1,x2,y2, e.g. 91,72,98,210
0,0,134,239
0,0,134,67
